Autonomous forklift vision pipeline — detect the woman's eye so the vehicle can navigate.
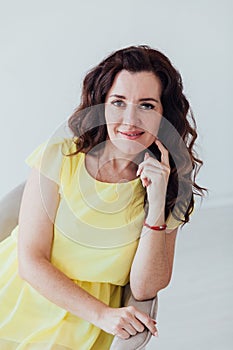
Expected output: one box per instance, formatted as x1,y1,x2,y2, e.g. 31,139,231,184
139,103,155,110
111,100,125,107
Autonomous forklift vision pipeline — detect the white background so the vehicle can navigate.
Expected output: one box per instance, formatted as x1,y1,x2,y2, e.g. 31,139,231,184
0,1,232,349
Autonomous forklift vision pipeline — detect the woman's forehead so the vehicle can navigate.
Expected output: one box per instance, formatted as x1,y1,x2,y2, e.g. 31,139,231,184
106,70,162,100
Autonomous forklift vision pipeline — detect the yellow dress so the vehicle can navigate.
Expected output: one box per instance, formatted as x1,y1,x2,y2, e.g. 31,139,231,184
0,138,181,350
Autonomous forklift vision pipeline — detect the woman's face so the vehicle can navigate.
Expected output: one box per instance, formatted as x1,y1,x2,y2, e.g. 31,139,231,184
105,69,163,155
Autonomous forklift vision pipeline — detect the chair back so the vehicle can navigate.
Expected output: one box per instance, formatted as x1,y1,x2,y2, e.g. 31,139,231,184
0,182,25,241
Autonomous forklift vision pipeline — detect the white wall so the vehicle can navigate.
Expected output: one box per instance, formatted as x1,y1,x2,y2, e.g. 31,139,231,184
1,0,232,208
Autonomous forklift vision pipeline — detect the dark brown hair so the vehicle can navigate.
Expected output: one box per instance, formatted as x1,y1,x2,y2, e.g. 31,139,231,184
68,45,207,226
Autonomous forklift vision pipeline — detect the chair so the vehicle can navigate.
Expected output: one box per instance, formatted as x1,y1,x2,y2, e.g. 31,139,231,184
0,183,158,350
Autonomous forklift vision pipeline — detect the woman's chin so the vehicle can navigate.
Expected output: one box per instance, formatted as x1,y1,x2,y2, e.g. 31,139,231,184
112,139,146,156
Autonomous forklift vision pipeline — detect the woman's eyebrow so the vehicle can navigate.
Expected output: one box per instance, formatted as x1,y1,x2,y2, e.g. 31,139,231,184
109,94,126,99
109,94,159,103
138,97,159,103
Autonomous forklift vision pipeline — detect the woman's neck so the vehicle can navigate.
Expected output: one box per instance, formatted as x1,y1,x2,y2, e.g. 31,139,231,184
86,140,144,183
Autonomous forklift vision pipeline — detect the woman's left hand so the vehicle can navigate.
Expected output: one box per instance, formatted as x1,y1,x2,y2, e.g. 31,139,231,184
136,139,171,211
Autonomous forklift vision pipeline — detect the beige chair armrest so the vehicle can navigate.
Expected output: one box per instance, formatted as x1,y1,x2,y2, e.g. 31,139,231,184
0,182,25,242
110,283,158,350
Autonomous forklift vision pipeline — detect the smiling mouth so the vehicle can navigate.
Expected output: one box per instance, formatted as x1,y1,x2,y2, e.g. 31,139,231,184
119,131,144,136
118,130,144,139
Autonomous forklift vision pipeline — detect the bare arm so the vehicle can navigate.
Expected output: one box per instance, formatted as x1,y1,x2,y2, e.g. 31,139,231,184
130,220,178,300
17,167,157,338
18,168,108,325
130,140,179,300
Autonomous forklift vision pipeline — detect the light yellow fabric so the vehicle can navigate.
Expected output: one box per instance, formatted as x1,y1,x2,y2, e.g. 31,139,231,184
0,138,182,349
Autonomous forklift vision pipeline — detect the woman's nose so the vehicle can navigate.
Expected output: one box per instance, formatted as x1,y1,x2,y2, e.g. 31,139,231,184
122,103,138,125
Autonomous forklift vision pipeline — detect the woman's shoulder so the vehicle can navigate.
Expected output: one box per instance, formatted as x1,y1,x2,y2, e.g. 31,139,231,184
25,137,79,185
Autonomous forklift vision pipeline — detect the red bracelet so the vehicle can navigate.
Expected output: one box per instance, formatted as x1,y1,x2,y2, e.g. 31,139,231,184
143,221,167,231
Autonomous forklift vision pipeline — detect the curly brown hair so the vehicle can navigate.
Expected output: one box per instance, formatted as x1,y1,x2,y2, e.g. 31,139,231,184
68,45,207,226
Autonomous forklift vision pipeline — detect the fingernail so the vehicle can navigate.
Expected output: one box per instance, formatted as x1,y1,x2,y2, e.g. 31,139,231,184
154,331,159,337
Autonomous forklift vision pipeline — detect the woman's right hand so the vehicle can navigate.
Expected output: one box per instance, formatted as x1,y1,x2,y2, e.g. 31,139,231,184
96,305,158,339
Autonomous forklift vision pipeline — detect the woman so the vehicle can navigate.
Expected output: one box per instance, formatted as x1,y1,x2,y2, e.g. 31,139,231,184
0,45,206,349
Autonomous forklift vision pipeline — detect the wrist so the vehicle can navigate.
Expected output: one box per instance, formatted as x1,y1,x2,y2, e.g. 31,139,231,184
144,221,167,231
92,303,110,327
146,210,165,226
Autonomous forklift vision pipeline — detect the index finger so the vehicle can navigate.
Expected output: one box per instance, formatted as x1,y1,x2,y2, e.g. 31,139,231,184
155,139,169,166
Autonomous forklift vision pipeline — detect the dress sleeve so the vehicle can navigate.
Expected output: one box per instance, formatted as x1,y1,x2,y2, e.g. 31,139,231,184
166,211,183,230
25,138,69,185
166,205,195,230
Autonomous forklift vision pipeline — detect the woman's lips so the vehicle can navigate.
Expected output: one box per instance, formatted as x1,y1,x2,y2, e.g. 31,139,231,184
119,130,144,140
